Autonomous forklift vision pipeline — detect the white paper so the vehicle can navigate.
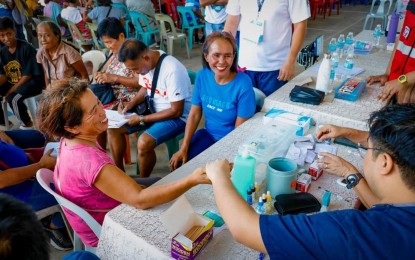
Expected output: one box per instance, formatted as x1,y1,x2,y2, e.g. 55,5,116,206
314,143,338,155
285,144,307,166
105,110,136,128
305,150,317,164
44,142,60,157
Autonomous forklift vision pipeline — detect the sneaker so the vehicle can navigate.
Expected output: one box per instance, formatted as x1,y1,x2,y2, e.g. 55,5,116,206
19,121,33,130
0,121,13,130
44,227,73,251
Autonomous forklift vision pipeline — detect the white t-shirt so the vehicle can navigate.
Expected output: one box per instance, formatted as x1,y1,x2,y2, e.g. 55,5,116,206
204,4,227,24
226,0,310,71
138,51,192,121
61,6,83,24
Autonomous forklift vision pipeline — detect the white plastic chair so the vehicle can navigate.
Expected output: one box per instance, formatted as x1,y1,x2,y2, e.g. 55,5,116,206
363,0,394,31
1,94,42,130
82,50,106,81
253,88,266,111
155,13,190,59
36,168,102,253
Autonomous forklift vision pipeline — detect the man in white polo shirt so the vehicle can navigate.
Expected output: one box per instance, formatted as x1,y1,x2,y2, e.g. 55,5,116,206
224,0,310,96
201,0,228,36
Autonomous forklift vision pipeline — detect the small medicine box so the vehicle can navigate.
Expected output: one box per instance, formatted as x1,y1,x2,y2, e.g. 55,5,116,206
160,196,214,259
263,108,312,136
334,77,366,102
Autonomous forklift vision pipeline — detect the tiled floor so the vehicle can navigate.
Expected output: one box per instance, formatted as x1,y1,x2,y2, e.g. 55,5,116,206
50,4,374,259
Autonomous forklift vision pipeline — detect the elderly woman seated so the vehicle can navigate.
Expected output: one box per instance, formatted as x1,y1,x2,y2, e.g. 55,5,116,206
36,79,210,248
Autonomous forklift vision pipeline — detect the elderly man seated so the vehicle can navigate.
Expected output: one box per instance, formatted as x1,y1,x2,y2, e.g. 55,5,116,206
205,104,415,258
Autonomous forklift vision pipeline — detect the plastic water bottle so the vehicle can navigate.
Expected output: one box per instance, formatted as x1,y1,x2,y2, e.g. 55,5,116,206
345,32,354,54
344,53,354,70
316,53,331,93
373,24,382,46
337,34,345,58
345,32,354,45
328,38,337,53
331,51,339,69
231,148,257,200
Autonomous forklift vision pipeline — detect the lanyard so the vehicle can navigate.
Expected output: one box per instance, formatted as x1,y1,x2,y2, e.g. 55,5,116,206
257,0,265,13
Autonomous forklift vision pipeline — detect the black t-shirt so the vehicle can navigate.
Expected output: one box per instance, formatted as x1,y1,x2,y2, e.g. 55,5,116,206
0,39,43,84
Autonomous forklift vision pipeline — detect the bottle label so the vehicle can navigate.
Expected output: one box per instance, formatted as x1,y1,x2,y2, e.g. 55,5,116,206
344,60,354,70
337,41,345,48
328,44,337,52
332,60,339,68
346,38,353,45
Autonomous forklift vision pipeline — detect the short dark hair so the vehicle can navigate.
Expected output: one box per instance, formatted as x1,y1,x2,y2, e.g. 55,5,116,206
37,21,61,43
98,0,112,6
0,194,50,260
118,39,148,63
202,31,238,73
0,17,15,31
97,17,125,40
37,79,89,139
368,104,415,191
66,0,77,3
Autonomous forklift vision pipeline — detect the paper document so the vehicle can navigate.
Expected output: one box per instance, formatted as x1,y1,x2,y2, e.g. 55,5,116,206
105,109,136,128
44,142,60,157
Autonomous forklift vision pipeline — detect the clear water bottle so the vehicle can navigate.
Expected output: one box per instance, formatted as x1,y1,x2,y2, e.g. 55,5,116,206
337,34,345,58
328,38,337,53
344,53,354,70
345,32,354,45
331,51,339,69
373,24,382,46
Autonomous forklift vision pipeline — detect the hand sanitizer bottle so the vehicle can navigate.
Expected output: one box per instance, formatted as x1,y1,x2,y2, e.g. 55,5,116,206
232,147,257,200
320,190,331,212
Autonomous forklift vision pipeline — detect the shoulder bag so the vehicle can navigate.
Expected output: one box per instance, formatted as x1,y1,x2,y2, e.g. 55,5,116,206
131,53,168,119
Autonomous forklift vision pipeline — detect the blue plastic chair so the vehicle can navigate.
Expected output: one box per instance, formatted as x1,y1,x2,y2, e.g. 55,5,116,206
129,11,160,46
176,6,204,50
111,3,132,38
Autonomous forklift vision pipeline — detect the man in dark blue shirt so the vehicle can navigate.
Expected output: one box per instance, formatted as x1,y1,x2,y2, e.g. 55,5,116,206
206,104,415,259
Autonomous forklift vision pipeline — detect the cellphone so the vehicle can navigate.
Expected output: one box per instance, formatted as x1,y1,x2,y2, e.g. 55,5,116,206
203,211,225,227
333,137,358,149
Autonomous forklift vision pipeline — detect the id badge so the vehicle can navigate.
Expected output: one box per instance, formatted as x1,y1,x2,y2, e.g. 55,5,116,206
242,19,264,44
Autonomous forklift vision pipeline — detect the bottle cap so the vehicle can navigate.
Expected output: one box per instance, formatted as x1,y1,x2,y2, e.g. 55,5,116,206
322,190,331,207
240,146,250,158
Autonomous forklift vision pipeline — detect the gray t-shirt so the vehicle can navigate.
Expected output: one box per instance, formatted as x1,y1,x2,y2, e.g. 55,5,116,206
88,6,125,25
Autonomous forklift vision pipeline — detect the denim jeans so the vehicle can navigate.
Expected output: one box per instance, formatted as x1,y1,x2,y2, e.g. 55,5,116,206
244,70,287,96
205,21,225,36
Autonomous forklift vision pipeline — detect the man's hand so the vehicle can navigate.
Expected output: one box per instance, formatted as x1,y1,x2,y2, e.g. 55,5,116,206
126,114,140,126
277,60,295,81
316,152,358,178
39,149,57,170
169,148,188,171
366,74,388,86
378,79,402,101
316,124,346,141
205,159,231,182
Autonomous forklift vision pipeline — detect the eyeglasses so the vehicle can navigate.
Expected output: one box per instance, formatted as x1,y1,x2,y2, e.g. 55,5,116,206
357,143,384,159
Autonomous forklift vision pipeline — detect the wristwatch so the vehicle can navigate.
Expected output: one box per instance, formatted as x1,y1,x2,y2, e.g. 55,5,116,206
345,172,364,189
398,74,408,84
139,115,145,126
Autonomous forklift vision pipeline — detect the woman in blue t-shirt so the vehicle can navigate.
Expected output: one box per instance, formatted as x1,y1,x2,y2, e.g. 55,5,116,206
170,31,255,170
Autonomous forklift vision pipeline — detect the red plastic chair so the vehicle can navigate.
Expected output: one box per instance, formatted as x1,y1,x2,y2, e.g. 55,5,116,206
326,0,341,16
164,0,181,28
310,0,327,20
